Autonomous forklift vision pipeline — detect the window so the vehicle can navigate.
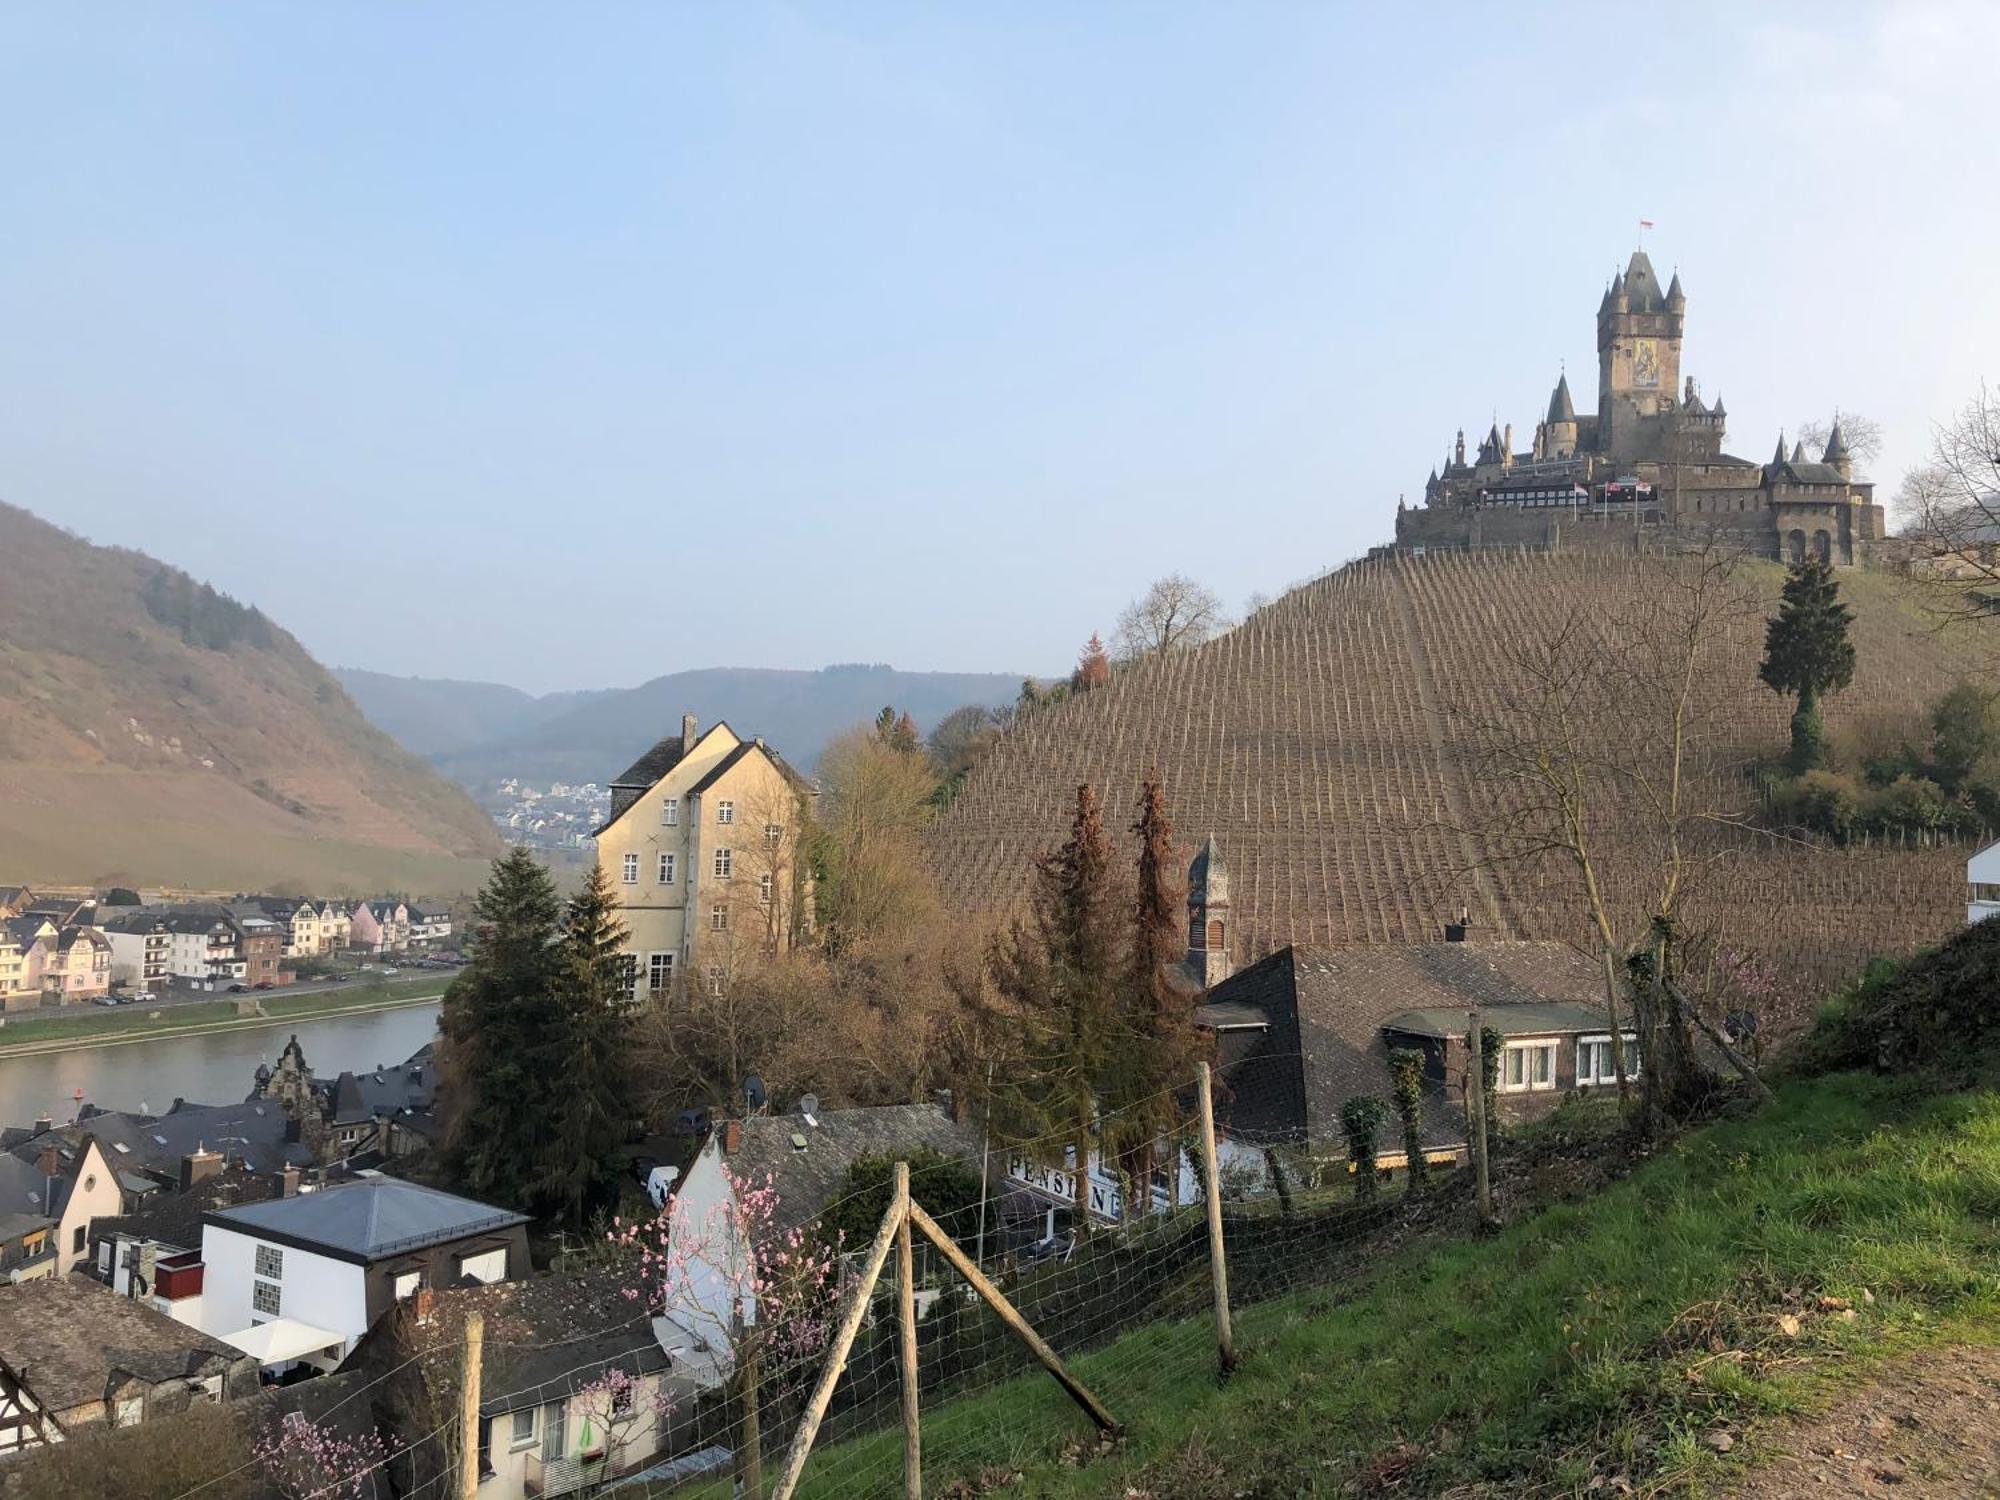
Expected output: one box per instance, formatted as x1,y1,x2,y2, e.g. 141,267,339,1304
1577,1035,1639,1087
611,1380,633,1415
542,1402,568,1461
713,848,733,879
460,1247,508,1284
1974,882,2000,904
190,1374,223,1404
658,852,676,884
255,1244,283,1279
252,1279,281,1317
758,873,774,906
648,952,675,992
1500,1041,1556,1093
765,822,783,846
114,1394,143,1427
711,904,729,932
716,800,735,825
510,1408,537,1450
662,798,679,827
707,965,725,996
72,1224,86,1253
621,853,639,885
394,1269,423,1301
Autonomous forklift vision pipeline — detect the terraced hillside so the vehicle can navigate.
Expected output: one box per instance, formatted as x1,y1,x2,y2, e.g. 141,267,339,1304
927,550,1994,994
0,502,504,893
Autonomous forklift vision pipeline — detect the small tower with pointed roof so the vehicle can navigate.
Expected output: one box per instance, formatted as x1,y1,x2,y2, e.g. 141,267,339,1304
1185,835,1233,988
1544,371,1579,459
1822,417,1853,480
1597,248,1686,456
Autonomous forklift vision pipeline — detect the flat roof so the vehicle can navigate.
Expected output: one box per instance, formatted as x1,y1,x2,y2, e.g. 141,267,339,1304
206,1179,527,1264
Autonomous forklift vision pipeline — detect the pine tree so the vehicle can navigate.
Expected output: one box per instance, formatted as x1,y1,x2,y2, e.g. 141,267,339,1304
1760,559,1856,772
1103,772,1202,1202
535,862,639,1225
440,848,563,1208
977,784,1124,1237
1070,633,1111,693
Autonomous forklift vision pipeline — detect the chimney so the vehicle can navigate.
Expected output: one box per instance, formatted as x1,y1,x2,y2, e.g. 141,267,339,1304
30,1114,50,1137
181,1146,223,1191
413,1287,436,1324
681,714,698,752
722,1119,742,1154
279,1164,302,1198
36,1145,58,1179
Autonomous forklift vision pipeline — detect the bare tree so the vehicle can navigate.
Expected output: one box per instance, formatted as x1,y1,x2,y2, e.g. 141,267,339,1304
1112,574,1229,660
1795,412,1883,470
1896,384,2000,604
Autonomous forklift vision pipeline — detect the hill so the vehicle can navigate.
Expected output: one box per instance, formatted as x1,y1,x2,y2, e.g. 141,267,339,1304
0,502,505,893
927,549,1998,995
331,668,614,758
421,663,1026,788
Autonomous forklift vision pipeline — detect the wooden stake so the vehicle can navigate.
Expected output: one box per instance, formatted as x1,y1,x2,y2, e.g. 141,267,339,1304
733,1300,762,1498
1465,1011,1494,1227
896,1161,922,1499
458,1310,483,1500
1196,1062,1237,1374
906,1201,1119,1435
770,1171,908,1500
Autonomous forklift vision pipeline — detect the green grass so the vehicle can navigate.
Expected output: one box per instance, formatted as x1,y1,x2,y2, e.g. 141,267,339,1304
0,976,448,1052
716,1067,2000,1499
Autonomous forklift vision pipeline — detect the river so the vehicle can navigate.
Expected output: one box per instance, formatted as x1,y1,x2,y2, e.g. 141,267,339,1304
0,1001,442,1128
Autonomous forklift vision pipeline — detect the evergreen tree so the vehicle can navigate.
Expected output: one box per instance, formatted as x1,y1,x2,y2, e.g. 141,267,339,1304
1103,772,1202,1199
1070,633,1111,693
977,784,1123,1237
1760,559,1856,772
440,848,563,1209
535,862,639,1225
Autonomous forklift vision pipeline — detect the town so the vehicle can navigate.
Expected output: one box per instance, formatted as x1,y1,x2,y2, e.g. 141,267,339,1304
5,7,2000,1497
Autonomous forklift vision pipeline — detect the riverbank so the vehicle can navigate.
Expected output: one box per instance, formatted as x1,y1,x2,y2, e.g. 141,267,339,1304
0,976,452,1058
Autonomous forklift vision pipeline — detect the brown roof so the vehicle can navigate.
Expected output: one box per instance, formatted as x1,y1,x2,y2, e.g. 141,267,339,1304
0,1275,249,1414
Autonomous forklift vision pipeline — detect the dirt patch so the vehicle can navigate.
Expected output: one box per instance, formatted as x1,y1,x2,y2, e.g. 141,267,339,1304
1723,1345,2000,1497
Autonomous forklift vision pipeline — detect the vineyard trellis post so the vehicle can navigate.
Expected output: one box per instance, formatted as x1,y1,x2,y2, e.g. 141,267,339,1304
895,1160,921,1500
769,1162,1120,1500
457,1309,483,1500
1196,1062,1237,1375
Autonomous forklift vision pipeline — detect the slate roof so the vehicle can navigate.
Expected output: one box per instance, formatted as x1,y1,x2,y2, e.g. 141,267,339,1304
93,1165,282,1254
686,738,815,799
1547,373,1576,423
45,1098,312,1182
0,1136,112,1220
725,1105,984,1236
610,733,693,790
0,1211,51,1243
0,1275,248,1415
1198,941,1607,1153
206,1179,527,1264
1386,1001,1609,1039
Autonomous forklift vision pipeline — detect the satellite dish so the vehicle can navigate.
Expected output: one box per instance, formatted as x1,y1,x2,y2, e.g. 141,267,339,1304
798,1093,820,1125
744,1074,767,1111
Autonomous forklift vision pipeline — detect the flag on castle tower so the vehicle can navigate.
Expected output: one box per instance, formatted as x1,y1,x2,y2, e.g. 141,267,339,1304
1638,218,1654,229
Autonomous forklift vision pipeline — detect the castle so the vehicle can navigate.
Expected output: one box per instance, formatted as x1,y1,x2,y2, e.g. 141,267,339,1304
1395,249,1884,565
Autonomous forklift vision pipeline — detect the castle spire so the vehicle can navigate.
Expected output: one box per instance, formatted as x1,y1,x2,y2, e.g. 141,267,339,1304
1791,439,1807,464
1547,372,1575,423
1823,416,1852,478
1666,269,1685,308
1772,431,1789,467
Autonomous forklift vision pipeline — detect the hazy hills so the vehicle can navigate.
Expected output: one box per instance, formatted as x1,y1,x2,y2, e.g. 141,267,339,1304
0,502,505,894
339,664,1027,788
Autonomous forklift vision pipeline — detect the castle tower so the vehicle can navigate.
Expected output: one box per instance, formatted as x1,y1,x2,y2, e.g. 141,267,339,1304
1823,418,1853,480
1544,372,1579,459
1185,834,1232,989
1597,250,1685,459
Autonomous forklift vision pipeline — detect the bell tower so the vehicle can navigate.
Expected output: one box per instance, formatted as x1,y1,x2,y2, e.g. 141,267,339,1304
1185,835,1233,989
1596,251,1685,459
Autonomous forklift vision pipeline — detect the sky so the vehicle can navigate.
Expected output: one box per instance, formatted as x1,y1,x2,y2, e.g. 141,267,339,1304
3,3,1997,694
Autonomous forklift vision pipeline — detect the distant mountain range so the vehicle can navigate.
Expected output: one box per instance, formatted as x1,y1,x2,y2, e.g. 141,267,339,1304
0,502,505,895
336,664,1028,788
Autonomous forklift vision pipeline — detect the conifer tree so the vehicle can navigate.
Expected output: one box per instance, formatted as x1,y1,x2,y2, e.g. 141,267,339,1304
1103,772,1202,1201
977,783,1123,1237
536,862,639,1225
1760,558,1856,772
441,847,563,1209
1070,633,1111,693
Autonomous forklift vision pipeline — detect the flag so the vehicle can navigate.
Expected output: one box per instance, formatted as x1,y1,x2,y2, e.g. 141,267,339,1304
1639,218,1654,229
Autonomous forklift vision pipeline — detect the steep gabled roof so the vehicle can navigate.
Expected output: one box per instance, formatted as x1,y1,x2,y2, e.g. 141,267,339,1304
723,1104,983,1236
610,734,693,791
686,738,814,799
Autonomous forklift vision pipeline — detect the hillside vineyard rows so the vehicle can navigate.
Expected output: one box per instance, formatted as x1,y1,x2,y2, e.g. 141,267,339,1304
926,550,1990,996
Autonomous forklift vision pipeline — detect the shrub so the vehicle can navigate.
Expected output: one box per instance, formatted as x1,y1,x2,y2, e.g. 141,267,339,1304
1775,769,1861,840
1794,918,2000,1076
1339,1095,1389,1202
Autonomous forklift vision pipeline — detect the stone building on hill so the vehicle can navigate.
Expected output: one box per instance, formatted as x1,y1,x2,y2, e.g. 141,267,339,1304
1397,249,1885,566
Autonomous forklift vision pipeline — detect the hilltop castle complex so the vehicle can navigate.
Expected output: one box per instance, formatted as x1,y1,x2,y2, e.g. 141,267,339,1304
1394,249,1885,565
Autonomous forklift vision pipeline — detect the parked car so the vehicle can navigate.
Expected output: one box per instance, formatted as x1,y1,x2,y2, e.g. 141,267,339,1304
227,984,247,994
93,995,119,1007
253,980,275,991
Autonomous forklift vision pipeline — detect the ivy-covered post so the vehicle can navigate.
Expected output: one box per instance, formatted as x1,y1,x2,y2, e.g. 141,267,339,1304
1387,1049,1428,1194
1465,1012,1494,1227
1339,1095,1389,1202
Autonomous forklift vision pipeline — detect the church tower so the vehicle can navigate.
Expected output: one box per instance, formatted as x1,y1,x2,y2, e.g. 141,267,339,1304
1185,835,1232,989
1596,252,1685,459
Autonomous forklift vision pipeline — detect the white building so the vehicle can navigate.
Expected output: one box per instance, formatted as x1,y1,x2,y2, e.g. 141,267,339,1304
194,1178,530,1369
1971,839,2000,924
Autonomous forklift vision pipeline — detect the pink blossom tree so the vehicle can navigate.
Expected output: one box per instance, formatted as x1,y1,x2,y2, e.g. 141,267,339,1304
253,1411,396,1500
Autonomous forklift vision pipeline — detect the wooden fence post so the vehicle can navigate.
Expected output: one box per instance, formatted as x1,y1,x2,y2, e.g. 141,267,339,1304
458,1310,483,1500
895,1161,922,1500
1196,1062,1237,1374
770,1169,909,1500
1466,1011,1494,1227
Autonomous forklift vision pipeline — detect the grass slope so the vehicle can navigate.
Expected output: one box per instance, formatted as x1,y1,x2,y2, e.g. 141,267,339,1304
751,1070,2000,1499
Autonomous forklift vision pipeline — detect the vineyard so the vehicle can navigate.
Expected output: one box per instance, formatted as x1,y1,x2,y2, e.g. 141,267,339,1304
926,550,1997,1001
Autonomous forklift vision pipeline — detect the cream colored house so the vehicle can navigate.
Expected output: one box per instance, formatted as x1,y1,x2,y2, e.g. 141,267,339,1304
595,716,814,1002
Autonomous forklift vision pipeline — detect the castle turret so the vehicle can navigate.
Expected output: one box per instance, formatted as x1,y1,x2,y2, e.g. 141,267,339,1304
1791,440,1807,465
1454,429,1466,468
1771,432,1789,470
1823,418,1853,479
1666,269,1686,311
1544,372,1578,458
1186,835,1232,989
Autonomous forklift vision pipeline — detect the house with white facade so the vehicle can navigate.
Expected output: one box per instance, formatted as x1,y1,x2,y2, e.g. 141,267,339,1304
1970,839,2000,924
194,1178,530,1369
